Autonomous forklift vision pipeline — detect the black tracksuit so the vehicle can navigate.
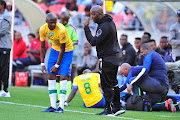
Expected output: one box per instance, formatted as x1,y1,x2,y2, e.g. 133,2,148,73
84,14,122,113
0,48,11,92
121,43,136,66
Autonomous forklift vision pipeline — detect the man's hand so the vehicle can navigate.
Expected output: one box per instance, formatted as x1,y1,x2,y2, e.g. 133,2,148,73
50,66,58,73
83,17,90,28
41,65,47,73
64,101,69,106
127,84,133,94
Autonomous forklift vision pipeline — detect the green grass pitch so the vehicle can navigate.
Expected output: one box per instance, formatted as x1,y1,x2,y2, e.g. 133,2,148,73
0,86,179,120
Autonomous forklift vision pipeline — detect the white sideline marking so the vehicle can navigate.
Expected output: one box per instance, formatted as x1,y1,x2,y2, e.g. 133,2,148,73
0,101,142,120
156,115,180,118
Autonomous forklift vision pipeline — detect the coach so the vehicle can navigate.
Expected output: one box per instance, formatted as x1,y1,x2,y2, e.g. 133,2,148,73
83,5,124,116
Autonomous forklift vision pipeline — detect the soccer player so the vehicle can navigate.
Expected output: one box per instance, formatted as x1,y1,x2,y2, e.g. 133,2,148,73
40,13,73,113
65,69,105,108
56,11,78,103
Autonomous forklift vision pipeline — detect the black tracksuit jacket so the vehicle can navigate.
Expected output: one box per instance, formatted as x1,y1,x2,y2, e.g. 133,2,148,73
84,14,121,65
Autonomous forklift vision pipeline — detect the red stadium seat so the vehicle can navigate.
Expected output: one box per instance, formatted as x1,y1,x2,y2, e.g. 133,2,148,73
49,4,65,14
55,0,68,4
37,3,48,12
78,5,85,14
112,12,123,29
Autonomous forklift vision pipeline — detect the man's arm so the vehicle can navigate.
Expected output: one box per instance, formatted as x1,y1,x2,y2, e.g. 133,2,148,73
0,19,10,37
84,18,108,46
169,25,180,45
29,49,40,55
66,88,77,104
40,41,47,73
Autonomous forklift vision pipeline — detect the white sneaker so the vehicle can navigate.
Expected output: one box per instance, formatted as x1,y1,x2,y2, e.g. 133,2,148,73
0,90,6,97
0,90,11,97
4,92,11,97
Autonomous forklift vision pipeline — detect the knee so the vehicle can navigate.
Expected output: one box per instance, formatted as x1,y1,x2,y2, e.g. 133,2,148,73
48,74,56,80
60,75,68,81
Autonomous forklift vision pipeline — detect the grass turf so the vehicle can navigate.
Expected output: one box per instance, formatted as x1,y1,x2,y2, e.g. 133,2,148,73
0,86,179,120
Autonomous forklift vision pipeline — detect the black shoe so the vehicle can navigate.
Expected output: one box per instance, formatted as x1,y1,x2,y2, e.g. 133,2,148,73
95,109,111,116
113,109,125,116
54,107,64,113
42,106,56,112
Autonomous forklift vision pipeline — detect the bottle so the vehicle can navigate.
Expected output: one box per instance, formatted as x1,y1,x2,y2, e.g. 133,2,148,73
144,102,148,111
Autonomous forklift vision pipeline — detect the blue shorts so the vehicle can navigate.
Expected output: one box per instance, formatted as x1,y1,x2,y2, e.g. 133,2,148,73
83,96,106,108
47,48,73,75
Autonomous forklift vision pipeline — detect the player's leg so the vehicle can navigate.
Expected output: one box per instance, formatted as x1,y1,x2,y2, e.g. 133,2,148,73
56,66,72,104
42,48,59,112
66,66,72,101
56,75,60,103
55,51,73,113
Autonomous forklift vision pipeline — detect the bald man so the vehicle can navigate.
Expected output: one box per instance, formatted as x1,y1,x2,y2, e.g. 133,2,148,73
39,13,73,113
83,5,124,116
119,63,143,92
13,32,27,59
127,43,169,106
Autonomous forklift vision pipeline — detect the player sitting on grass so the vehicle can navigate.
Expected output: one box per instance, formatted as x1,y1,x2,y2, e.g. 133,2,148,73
65,69,106,108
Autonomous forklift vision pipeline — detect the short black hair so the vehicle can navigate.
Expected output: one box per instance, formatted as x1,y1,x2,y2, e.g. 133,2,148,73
147,39,156,45
144,32,151,38
135,37,141,41
85,5,91,12
0,0,6,9
161,36,168,39
28,33,36,38
121,34,128,39
61,11,70,17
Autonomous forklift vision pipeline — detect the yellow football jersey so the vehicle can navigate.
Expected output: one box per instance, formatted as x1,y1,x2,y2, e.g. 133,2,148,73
39,23,73,52
73,73,103,107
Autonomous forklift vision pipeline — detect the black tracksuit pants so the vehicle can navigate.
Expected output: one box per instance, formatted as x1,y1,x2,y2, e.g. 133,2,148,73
0,49,10,92
100,60,120,113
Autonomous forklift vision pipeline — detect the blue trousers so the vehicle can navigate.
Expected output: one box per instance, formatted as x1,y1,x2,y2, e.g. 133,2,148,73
13,57,41,72
129,76,168,105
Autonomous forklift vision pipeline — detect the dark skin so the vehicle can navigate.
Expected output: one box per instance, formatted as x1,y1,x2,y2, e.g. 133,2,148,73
177,15,180,23
60,16,69,26
41,13,67,80
159,38,168,50
0,3,5,14
141,34,150,44
83,5,104,27
120,35,127,47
